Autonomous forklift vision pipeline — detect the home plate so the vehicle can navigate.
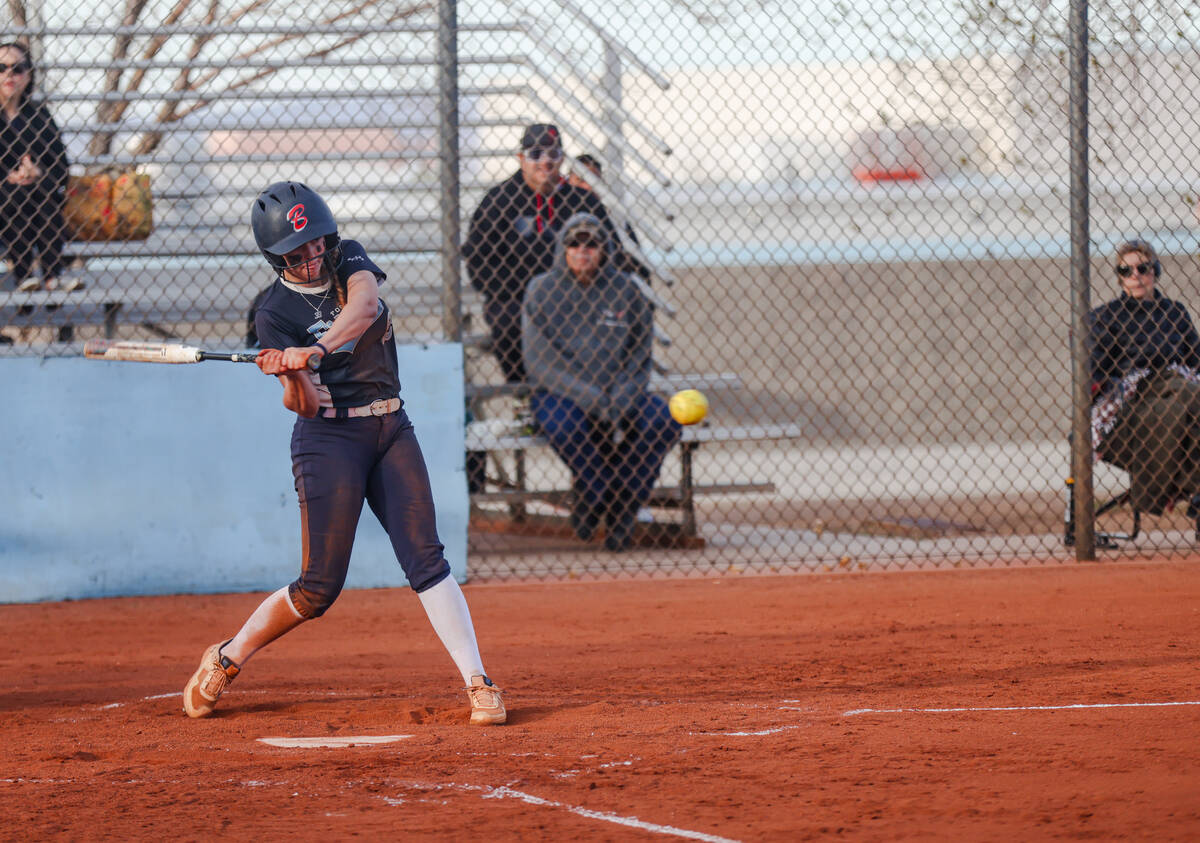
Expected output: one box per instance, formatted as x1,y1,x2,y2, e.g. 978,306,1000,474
257,735,414,748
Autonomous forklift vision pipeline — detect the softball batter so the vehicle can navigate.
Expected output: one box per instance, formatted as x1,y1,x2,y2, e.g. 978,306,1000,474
183,181,505,725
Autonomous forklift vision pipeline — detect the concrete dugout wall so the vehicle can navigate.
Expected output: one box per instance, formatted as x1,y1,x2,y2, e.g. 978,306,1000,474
0,342,467,604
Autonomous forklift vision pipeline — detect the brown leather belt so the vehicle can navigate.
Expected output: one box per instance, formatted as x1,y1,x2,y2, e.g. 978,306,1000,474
319,397,401,419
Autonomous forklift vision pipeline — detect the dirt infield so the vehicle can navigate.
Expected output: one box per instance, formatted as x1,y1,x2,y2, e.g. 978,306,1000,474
4,560,1200,840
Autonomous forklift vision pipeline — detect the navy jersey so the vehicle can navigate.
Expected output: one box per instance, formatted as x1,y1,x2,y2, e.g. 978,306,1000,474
253,239,401,409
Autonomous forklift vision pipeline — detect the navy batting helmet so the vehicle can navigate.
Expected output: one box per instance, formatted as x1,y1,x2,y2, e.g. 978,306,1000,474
251,181,341,277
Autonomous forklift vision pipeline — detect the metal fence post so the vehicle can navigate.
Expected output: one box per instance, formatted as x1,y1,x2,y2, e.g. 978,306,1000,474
1069,0,1095,560
438,0,462,344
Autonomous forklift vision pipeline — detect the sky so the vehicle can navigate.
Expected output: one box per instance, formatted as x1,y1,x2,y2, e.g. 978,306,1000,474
524,0,975,68
25,0,982,68
30,0,1200,76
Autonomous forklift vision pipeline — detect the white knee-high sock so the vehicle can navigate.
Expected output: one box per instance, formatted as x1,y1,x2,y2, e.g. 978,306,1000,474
417,575,486,685
223,585,305,666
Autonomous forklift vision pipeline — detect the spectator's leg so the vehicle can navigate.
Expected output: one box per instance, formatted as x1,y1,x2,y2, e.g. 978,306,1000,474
532,392,611,538
484,296,526,384
474,296,525,492
0,209,22,294
465,449,487,495
605,395,681,552
620,393,683,505
3,207,36,287
34,199,68,283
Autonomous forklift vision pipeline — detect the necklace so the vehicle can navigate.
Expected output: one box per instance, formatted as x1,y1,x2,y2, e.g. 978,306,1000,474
300,285,330,322
281,277,332,322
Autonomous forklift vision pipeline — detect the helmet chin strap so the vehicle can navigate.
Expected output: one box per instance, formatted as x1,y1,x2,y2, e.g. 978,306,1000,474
300,267,333,286
280,267,330,287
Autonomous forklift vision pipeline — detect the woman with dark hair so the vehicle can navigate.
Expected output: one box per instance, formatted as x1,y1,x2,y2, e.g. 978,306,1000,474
183,181,506,726
0,42,75,292
1089,238,1200,522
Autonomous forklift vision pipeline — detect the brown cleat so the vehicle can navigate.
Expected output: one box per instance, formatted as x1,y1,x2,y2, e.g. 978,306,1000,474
466,674,506,725
183,641,240,718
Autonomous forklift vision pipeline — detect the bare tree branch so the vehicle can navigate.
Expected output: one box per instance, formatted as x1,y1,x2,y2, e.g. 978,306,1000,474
8,0,27,36
127,0,197,96
177,0,393,97
132,0,226,156
89,0,153,157
169,1,432,123
82,0,197,165
86,0,436,160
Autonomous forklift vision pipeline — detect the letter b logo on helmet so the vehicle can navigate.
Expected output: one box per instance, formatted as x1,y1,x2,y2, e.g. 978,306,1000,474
251,182,339,274
287,203,307,232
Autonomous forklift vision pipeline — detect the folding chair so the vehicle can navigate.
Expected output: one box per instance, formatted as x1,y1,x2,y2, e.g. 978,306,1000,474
1063,429,1141,549
1063,475,1140,550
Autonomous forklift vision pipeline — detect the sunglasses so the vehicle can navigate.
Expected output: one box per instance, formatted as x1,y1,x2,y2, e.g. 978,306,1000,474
1116,262,1154,278
0,61,31,74
566,237,599,249
524,146,564,163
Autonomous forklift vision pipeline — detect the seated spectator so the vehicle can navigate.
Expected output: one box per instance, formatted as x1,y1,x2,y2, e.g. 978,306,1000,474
0,42,76,293
522,212,680,551
1089,238,1200,521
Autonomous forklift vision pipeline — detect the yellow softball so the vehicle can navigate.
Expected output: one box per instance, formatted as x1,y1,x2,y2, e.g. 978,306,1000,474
669,389,709,425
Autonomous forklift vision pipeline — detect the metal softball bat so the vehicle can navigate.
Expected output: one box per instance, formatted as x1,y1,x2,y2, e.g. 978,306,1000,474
83,339,320,370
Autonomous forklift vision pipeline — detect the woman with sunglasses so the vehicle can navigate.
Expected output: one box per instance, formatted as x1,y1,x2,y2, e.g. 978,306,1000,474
0,42,74,293
1089,238,1200,522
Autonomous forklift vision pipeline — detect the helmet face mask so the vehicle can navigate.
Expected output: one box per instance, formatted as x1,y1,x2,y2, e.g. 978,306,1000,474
278,233,341,285
251,181,342,282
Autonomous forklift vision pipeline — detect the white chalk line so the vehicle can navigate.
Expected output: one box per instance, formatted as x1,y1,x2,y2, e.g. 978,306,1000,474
691,725,802,737
843,700,1200,717
694,699,1200,736
97,687,404,711
97,691,179,710
390,782,739,843
2,777,75,784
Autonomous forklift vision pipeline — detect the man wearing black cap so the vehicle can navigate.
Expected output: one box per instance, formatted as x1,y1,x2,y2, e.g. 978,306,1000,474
463,123,629,384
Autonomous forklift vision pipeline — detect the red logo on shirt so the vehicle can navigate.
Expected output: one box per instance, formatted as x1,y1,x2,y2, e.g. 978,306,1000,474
287,204,308,232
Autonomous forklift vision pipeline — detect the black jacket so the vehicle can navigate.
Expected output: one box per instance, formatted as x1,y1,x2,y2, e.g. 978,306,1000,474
1088,291,1200,396
463,172,635,303
0,100,68,212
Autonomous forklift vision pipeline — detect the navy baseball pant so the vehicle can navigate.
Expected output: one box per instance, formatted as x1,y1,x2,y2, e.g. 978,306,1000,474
287,408,451,618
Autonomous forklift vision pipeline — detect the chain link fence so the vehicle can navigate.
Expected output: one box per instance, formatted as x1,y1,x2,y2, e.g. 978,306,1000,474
5,1,1200,576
